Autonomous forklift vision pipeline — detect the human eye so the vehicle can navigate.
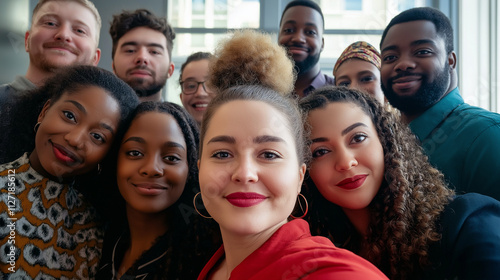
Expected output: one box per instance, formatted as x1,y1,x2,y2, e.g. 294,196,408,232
90,132,105,144
211,150,232,159
185,81,198,90
259,150,282,161
382,54,397,63
282,27,294,34
415,49,433,56
126,150,143,158
150,48,163,55
311,147,330,158
350,133,367,144
337,80,350,87
164,155,181,163
305,29,318,36
63,111,76,122
75,27,87,35
360,76,375,83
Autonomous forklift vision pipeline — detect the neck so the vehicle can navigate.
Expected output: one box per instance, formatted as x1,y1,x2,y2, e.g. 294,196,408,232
217,220,286,277
294,64,320,98
139,92,162,102
126,206,170,260
25,65,53,87
342,207,371,238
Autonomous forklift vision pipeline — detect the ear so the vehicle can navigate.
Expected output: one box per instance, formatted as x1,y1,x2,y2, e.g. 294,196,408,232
297,163,307,193
25,31,30,52
111,61,116,74
197,159,200,170
167,62,175,78
447,51,457,70
38,99,52,123
92,48,101,66
321,37,325,52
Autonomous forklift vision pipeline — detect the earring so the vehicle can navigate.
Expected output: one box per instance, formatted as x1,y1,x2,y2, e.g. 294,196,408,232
33,122,41,133
290,193,308,219
97,163,102,174
193,192,212,219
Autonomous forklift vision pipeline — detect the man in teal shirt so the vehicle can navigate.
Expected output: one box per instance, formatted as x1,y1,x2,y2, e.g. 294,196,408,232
379,7,500,201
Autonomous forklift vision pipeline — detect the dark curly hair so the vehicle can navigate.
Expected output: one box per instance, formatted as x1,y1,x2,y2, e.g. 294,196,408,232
102,101,220,279
109,9,176,59
299,86,454,280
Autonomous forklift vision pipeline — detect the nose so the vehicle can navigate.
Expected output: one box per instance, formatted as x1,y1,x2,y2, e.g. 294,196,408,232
194,83,209,97
139,154,164,177
135,47,149,65
334,148,358,172
64,127,85,150
290,30,306,44
394,54,416,72
231,156,258,184
54,23,72,42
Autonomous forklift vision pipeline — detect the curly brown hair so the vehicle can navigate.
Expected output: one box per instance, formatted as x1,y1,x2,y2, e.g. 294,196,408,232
209,29,296,95
299,86,454,280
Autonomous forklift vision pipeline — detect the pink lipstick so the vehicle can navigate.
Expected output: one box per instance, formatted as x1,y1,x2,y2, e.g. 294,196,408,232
225,192,266,207
336,175,367,190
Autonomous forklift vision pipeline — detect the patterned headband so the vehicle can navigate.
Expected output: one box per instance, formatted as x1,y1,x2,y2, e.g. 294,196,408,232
333,41,381,75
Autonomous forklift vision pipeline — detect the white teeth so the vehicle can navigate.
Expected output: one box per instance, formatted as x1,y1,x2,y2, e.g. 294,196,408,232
194,104,208,108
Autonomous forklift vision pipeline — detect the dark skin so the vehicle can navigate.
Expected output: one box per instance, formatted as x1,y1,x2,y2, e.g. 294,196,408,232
380,20,457,122
278,5,324,97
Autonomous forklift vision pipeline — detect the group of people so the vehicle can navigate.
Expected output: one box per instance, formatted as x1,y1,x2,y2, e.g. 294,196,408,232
1,0,500,279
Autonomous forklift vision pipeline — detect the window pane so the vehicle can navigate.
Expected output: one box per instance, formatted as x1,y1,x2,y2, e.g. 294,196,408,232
345,0,362,11
169,0,260,29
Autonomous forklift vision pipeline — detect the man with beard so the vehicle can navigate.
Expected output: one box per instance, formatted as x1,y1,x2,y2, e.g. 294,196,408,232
380,7,500,201
110,9,175,102
0,0,102,163
278,0,334,98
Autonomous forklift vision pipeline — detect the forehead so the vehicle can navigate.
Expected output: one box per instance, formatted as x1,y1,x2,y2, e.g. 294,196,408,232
183,59,210,78
280,5,323,29
381,20,444,51
33,1,98,32
206,100,292,140
126,112,185,143
308,102,373,132
118,26,168,47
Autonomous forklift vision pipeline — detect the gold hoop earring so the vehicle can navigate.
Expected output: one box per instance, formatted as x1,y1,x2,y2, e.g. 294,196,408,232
34,122,41,133
193,192,212,219
290,193,308,219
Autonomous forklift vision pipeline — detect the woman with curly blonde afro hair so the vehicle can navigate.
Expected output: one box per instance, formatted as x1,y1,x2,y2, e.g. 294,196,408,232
299,86,500,280
209,29,296,95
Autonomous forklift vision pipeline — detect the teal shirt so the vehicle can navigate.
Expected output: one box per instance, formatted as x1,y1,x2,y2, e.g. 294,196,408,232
410,88,500,201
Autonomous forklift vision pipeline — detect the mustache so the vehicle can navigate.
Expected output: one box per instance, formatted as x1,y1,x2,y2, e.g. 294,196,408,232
126,65,154,75
388,72,423,83
43,41,80,55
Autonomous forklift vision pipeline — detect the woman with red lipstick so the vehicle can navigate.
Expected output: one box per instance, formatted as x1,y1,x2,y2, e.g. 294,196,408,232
300,86,500,280
96,101,219,280
195,85,388,280
0,65,139,278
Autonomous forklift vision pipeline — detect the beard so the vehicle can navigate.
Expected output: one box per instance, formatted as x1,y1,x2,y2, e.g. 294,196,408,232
382,63,450,116
124,68,169,98
294,51,321,75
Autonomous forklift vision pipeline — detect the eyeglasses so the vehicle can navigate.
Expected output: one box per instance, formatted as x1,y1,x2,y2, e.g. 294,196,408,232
180,80,213,95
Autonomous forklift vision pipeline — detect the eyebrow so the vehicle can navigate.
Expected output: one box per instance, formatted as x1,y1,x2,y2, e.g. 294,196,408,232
65,100,115,135
207,135,285,145
120,41,165,50
382,39,437,53
122,137,186,150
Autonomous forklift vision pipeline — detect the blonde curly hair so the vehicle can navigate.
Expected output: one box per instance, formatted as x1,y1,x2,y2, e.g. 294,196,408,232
209,29,296,95
300,86,455,280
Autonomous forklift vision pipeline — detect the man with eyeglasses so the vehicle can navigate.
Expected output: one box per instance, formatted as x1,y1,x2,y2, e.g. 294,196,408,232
110,9,175,102
179,52,215,125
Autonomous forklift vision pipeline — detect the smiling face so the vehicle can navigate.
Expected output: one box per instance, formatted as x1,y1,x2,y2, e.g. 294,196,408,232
26,1,101,72
278,5,324,75
335,59,385,104
30,86,120,180
198,100,306,237
112,26,174,99
116,112,188,214
307,102,384,212
179,59,215,124
380,20,455,116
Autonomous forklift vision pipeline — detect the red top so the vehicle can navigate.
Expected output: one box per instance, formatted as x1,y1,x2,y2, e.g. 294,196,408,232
197,219,388,280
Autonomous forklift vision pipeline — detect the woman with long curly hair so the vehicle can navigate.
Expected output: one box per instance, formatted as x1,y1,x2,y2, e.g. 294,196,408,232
299,86,500,280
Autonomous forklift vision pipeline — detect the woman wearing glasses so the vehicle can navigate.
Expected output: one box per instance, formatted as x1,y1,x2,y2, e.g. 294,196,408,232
179,52,215,125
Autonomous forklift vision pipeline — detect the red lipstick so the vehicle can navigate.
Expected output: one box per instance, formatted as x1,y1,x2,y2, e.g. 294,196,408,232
336,175,367,190
225,192,266,207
